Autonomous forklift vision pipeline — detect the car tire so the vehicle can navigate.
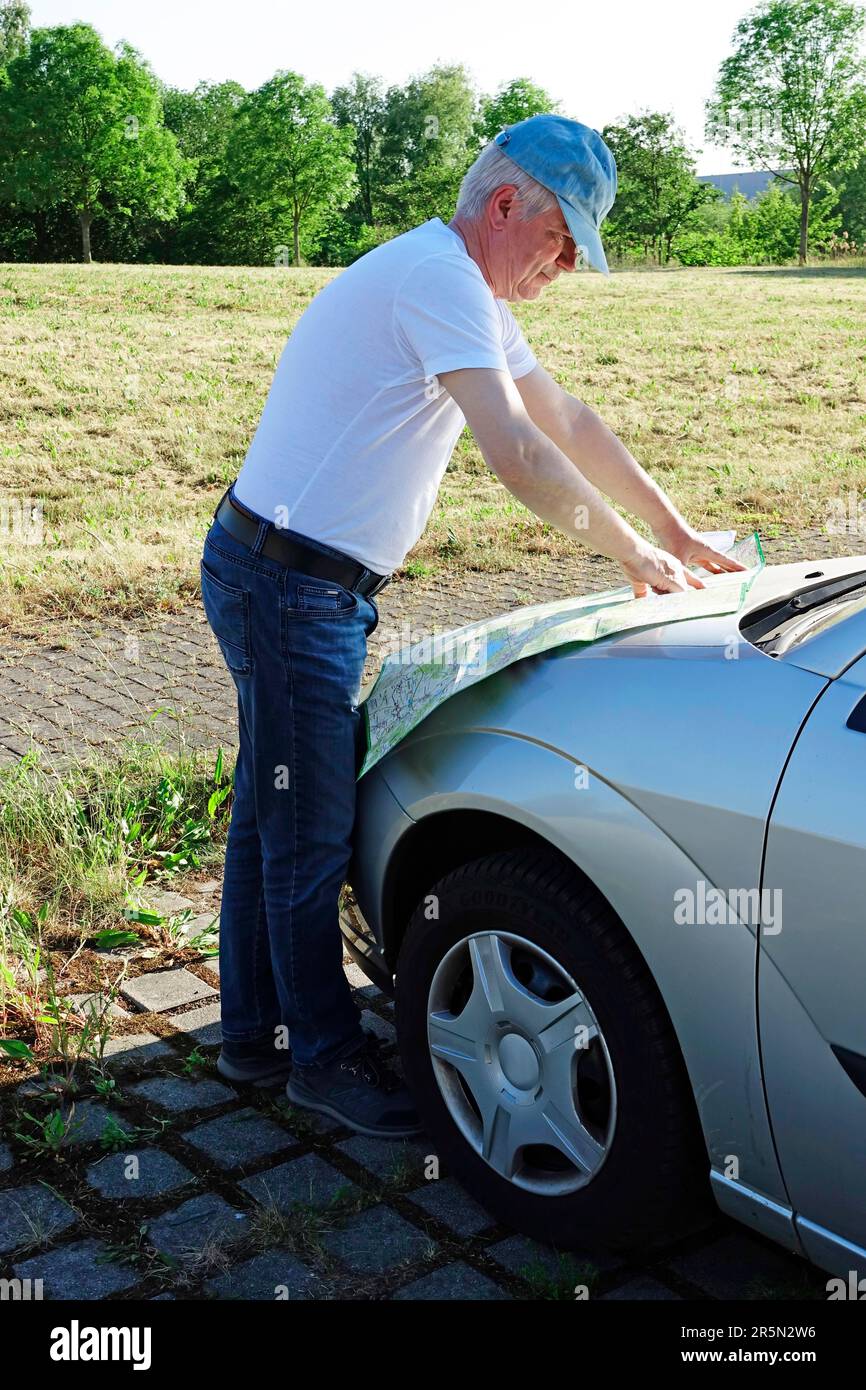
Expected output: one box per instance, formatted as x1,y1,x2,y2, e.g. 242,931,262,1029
395,845,713,1253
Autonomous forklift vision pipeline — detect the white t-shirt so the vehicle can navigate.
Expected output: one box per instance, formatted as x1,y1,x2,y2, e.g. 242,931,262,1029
233,216,538,575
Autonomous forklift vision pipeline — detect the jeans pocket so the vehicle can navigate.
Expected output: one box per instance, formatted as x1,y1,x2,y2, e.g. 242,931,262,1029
287,576,361,619
200,558,253,675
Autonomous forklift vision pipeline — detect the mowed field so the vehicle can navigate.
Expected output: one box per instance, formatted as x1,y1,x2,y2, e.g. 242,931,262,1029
1,259,865,640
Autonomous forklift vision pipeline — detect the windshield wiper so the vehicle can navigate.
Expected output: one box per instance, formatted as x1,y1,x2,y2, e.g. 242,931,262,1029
741,570,866,645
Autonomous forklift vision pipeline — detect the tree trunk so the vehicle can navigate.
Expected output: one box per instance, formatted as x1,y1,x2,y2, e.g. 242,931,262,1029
799,184,810,266
293,211,300,267
80,210,93,264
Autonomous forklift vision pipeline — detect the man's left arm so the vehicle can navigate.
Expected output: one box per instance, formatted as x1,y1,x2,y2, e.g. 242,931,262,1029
515,363,746,575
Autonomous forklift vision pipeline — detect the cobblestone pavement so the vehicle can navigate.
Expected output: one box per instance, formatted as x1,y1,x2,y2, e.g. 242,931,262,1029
0,930,829,1302
0,528,858,770
0,533,849,1299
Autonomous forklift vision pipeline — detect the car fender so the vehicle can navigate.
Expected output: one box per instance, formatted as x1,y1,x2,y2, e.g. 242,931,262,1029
361,727,791,1214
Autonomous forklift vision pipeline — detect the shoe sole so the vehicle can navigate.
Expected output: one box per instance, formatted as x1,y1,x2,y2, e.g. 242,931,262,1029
216,1054,293,1088
285,1077,424,1139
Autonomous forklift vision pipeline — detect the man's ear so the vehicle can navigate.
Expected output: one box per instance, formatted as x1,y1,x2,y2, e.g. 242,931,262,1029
489,184,519,230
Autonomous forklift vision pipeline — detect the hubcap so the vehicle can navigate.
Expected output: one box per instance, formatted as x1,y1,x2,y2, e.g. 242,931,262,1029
427,931,617,1196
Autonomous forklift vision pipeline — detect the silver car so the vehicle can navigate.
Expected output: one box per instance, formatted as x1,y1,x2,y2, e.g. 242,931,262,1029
344,554,866,1276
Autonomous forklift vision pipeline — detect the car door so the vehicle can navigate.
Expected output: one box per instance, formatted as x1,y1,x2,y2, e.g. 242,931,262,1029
760,652,866,1273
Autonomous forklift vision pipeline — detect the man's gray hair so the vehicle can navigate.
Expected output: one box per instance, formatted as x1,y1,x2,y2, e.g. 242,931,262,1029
455,141,560,222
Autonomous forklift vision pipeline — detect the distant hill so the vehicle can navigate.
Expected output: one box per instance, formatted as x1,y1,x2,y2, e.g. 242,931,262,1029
697,170,785,200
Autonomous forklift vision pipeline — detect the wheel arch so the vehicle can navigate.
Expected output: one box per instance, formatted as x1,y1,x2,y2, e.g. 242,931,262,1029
365,729,789,1208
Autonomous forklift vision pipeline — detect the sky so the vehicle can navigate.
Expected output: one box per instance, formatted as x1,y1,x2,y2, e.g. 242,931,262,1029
26,0,866,175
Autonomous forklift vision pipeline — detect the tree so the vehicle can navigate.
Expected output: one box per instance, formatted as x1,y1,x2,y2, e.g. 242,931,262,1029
602,111,717,263
0,0,28,68
332,71,386,223
162,79,246,201
476,77,559,143
225,71,356,265
374,64,478,228
837,152,866,242
0,24,189,261
707,0,866,264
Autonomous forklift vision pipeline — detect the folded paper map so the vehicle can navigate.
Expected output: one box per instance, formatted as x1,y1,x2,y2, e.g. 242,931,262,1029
358,531,765,778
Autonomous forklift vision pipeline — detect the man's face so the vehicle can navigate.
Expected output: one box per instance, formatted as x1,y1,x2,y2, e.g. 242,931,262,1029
491,192,580,300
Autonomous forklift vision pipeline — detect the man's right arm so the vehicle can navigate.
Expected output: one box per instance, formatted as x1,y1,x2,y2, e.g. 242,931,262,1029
437,367,701,597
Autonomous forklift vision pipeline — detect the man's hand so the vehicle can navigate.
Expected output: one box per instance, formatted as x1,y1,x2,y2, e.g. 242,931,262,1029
618,537,705,599
652,519,749,577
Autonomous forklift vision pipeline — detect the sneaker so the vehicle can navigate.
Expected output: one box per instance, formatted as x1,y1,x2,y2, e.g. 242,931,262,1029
286,1035,422,1138
217,1037,293,1088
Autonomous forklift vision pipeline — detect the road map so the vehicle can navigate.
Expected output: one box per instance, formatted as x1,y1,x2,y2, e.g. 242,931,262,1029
358,531,765,778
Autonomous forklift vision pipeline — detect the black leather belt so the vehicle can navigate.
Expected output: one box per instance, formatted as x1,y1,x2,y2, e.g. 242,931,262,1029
216,491,392,598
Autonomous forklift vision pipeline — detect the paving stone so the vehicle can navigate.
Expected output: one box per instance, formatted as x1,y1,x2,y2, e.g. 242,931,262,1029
166,1001,222,1046
240,1154,355,1211
15,1070,69,1097
198,954,220,981
177,912,220,941
193,879,221,894
405,1178,493,1236
359,1008,396,1044
206,1249,318,1300
13,1237,140,1299
0,1143,13,1173
146,1193,249,1261
128,1075,234,1113
58,1100,123,1148
142,889,196,917
601,1277,682,1300
86,1148,195,1199
488,1233,620,1281
102,1031,175,1067
0,1184,77,1255
666,1233,807,1300
393,1262,512,1300
322,1204,434,1274
65,991,127,1019
181,1107,292,1168
336,1133,435,1186
121,967,217,1014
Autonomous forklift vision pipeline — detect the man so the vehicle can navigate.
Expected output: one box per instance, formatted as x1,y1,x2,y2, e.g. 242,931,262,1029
200,114,745,1139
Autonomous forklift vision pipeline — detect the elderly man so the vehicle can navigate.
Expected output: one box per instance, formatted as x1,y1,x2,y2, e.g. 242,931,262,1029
200,114,744,1138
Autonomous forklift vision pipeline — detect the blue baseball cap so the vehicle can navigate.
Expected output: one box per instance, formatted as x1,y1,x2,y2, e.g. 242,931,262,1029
493,115,617,275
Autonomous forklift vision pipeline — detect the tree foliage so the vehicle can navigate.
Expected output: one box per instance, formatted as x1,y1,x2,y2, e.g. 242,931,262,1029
225,71,356,265
476,77,559,142
0,23,189,261
707,0,866,262
603,111,717,263
0,23,862,269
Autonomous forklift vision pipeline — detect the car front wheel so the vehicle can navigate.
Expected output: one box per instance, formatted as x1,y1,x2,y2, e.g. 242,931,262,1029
395,846,711,1252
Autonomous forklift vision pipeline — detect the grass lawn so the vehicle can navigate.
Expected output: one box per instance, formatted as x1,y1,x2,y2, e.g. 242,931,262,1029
1,260,865,639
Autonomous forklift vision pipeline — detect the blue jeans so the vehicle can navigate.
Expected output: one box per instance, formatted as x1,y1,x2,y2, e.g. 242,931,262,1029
199,486,379,1067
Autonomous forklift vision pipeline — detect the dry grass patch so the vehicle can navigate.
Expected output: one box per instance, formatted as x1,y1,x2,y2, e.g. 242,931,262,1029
1,261,865,637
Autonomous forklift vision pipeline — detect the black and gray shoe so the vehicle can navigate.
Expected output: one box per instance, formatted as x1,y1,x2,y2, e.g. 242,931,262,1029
217,1037,293,1087
286,1035,422,1138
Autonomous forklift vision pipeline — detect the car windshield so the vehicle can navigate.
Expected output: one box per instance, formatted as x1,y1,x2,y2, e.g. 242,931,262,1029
740,571,866,657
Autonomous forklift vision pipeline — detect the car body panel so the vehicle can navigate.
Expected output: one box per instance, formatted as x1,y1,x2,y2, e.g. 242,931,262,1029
760,654,866,1269
354,729,793,1218
374,638,827,896
348,555,866,1268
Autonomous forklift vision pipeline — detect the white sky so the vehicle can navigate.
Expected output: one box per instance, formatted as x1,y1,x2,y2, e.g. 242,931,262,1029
27,0,866,174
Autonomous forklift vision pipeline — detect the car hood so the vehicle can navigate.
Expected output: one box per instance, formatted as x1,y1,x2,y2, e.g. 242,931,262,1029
584,551,866,667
